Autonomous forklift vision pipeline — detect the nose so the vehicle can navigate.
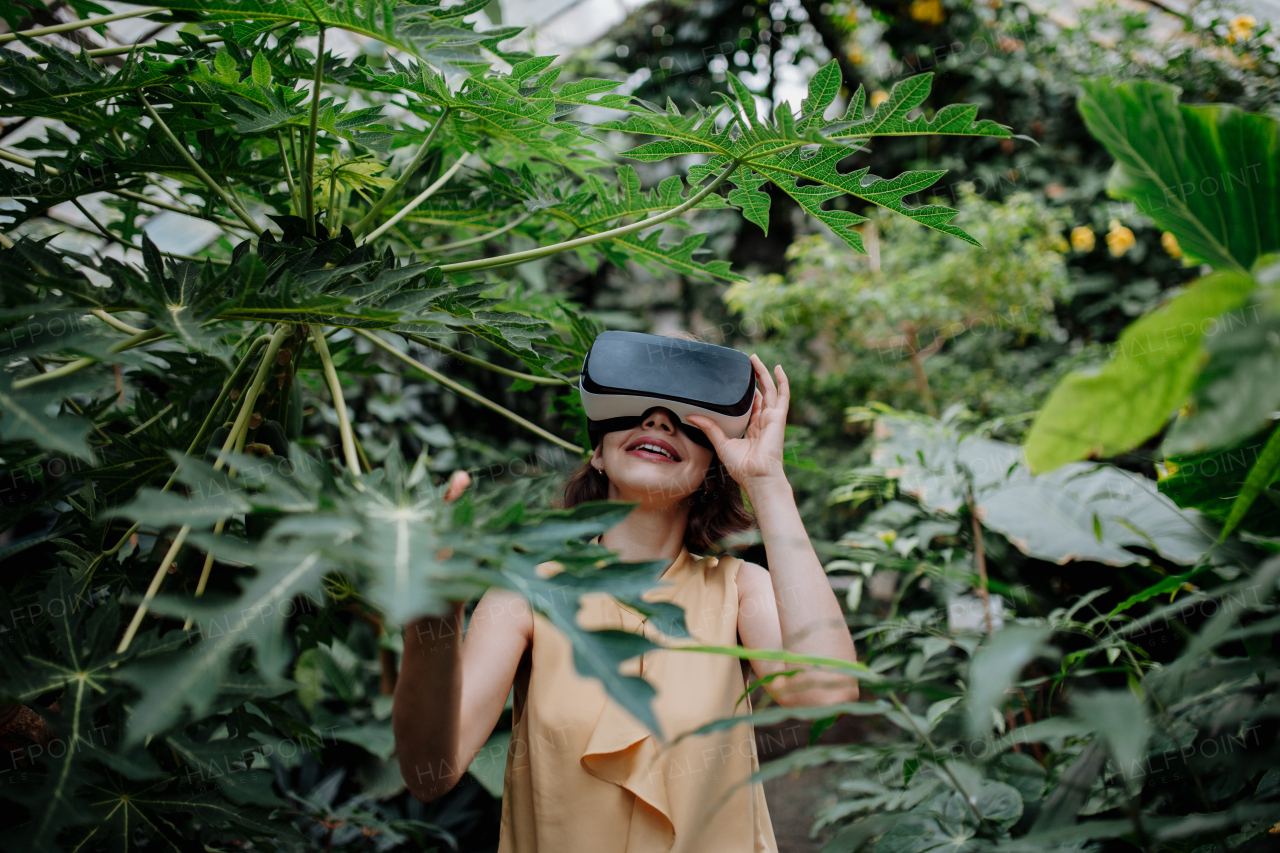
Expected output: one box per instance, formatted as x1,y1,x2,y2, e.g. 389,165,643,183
641,408,679,435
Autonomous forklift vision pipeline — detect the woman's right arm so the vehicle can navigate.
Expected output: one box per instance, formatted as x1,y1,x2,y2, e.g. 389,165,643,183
393,587,533,801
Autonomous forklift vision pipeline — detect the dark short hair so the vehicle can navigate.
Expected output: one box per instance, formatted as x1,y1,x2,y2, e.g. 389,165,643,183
554,454,756,554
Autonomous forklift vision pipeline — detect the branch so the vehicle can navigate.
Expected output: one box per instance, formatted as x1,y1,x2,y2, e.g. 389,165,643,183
357,328,583,454
440,159,740,273
430,212,531,253
277,130,300,217
364,153,471,243
352,107,450,238
310,326,362,474
83,32,221,59
404,332,568,385
117,523,189,653
11,326,164,390
75,331,271,597
91,308,144,336
0,6,162,43
138,92,263,235
70,197,231,265
211,326,291,470
0,148,249,233
109,189,250,232
304,26,326,236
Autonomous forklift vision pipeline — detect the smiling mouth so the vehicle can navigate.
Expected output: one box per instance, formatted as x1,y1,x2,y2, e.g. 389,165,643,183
625,438,682,462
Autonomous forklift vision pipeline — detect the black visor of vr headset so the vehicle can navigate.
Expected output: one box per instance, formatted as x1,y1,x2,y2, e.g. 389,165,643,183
579,331,758,450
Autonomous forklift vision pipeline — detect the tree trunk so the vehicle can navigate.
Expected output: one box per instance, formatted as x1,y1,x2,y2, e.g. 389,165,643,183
907,326,937,416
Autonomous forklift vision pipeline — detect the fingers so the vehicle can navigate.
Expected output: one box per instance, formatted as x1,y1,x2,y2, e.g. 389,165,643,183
444,469,471,502
685,414,729,454
750,353,777,407
775,364,790,406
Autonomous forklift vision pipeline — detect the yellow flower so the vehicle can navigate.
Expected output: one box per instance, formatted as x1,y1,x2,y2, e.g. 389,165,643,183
1161,231,1183,259
846,42,864,66
1050,233,1070,253
1106,219,1136,256
876,530,897,546
870,90,890,108
909,0,946,25
1070,226,1096,253
1227,13,1255,43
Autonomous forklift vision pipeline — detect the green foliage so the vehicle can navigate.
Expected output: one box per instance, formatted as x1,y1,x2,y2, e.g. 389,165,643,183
1078,77,1280,274
0,2,1014,847
1026,268,1258,472
1026,76,1280,546
771,413,1280,853
727,189,1068,348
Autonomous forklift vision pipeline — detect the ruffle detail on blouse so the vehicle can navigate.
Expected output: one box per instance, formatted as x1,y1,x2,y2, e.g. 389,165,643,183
580,694,675,851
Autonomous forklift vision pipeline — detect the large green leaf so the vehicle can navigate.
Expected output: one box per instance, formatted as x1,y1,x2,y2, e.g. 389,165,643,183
601,68,1012,250
874,415,1216,566
144,0,523,69
1162,303,1280,456
1025,270,1257,473
1078,78,1280,273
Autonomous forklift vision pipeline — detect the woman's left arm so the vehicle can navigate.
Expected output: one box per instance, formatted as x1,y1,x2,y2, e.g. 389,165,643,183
686,355,859,708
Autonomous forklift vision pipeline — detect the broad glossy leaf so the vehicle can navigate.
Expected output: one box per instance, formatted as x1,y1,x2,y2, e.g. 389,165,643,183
1079,78,1280,273
874,415,1216,566
1163,305,1280,456
1025,270,1257,473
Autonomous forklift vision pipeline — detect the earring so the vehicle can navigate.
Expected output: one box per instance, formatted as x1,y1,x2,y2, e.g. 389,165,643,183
594,465,606,476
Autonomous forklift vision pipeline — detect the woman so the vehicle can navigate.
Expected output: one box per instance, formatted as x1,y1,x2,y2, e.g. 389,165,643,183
393,353,860,852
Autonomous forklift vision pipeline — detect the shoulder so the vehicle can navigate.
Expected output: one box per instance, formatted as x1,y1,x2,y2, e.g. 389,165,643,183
471,586,534,644
732,558,774,604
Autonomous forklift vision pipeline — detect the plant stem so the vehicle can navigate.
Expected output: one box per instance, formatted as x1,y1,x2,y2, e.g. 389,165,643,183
364,154,470,244
886,690,985,822
138,93,263,235
110,189,249,232
0,149,249,232
117,524,189,653
277,130,300,217
83,33,221,58
352,107,450,238
71,198,231,266
357,328,582,454
75,333,269,597
0,6,163,43
124,403,173,437
310,326,362,474
213,326,291,470
966,486,994,635
304,26,326,236
430,212,531,253
91,309,144,336
12,327,164,390
404,332,569,385
326,172,339,231
440,159,740,273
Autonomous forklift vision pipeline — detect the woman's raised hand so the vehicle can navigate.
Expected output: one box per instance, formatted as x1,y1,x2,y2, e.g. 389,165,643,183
686,354,790,490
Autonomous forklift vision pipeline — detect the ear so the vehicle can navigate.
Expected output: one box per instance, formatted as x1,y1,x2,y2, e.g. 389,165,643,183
589,444,604,470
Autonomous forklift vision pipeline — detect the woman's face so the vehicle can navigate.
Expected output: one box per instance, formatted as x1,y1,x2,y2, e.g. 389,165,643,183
592,408,714,507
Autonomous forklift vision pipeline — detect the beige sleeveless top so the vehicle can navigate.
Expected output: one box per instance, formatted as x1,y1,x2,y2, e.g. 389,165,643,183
497,546,778,853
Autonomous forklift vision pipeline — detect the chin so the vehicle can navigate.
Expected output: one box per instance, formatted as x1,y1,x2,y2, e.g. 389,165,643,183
609,462,700,506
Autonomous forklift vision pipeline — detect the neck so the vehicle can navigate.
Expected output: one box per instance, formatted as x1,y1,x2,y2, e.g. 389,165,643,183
598,496,689,563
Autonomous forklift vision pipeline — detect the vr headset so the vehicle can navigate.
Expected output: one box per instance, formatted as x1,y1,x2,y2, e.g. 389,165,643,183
578,331,757,450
